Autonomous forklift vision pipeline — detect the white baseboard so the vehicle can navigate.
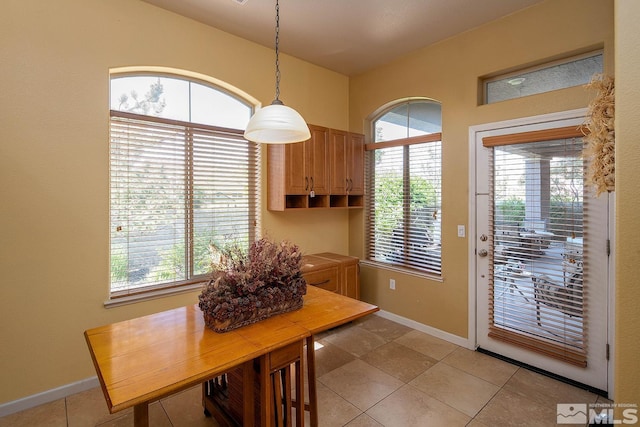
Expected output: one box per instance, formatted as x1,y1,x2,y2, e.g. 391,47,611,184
0,376,99,418
374,310,474,349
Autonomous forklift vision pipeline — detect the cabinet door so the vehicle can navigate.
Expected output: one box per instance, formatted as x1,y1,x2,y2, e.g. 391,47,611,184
343,262,360,299
348,133,365,195
285,140,308,194
329,129,348,195
308,125,330,195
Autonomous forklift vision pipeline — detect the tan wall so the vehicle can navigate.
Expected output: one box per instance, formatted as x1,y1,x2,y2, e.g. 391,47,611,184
349,0,614,338
614,0,640,405
2,0,634,408
0,0,349,404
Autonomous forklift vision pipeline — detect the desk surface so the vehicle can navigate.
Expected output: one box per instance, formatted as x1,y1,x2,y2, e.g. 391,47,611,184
85,286,378,413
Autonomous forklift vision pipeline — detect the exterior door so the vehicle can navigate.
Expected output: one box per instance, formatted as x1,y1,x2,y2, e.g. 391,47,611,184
474,112,611,392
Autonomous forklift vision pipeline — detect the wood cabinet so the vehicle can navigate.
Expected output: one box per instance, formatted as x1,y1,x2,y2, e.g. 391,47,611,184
300,255,340,293
267,124,364,211
348,133,365,195
328,129,348,195
328,130,365,197
283,125,329,196
301,253,360,299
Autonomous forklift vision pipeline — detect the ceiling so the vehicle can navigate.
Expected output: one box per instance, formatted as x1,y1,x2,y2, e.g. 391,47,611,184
142,0,544,76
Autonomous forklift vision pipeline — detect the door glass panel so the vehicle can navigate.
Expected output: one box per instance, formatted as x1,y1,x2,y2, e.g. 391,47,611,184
490,137,587,365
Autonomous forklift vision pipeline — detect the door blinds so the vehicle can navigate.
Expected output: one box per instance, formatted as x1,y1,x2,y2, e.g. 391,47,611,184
484,127,589,367
110,111,259,297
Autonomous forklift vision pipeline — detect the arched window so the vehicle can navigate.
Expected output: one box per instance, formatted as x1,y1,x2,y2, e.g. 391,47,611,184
367,99,442,275
109,72,259,299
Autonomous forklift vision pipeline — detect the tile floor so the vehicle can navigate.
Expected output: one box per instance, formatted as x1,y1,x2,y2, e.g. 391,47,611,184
0,314,610,426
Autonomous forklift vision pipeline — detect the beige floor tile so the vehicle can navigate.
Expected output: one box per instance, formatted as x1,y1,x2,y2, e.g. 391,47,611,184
465,419,492,427
394,329,458,360
320,324,387,358
0,398,67,427
344,412,384,426
366,384,471,427
95,402,169,427
442,347,518,386
353,314,413,342
502,368,598,408
318,359,404,412
66,387,132,427
409,362,500,417
596,394,614,404
474,388,557,427
360,341,437,383
161,385,219,427
314,340,357,377
314,381,362,427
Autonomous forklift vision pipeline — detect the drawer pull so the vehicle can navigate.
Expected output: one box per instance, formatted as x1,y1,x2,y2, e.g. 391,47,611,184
310,279,330,286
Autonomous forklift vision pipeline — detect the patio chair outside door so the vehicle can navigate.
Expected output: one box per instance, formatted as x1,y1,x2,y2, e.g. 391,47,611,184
472,110,612,393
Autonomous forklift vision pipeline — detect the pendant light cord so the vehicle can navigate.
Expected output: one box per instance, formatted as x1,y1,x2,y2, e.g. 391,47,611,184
273,0,282,104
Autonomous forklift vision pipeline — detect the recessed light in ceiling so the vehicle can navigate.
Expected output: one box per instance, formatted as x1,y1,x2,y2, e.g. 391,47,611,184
233,0,248,5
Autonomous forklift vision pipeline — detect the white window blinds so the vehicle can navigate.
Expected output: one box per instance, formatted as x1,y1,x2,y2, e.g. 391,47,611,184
366,134,442,274
485,129,589,367
110,111,259,297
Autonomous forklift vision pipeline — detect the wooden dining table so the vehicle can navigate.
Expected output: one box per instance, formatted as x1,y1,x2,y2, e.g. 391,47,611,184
84,285,378,427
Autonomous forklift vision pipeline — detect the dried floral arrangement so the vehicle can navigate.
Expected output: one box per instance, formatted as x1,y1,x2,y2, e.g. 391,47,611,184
198,238,307,332
584,74,615,195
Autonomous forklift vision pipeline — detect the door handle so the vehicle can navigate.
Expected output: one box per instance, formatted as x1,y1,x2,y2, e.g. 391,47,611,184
478,249,488,257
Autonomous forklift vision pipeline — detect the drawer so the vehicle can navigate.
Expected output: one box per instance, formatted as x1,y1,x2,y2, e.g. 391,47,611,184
302,266,339,293
269,340,304,371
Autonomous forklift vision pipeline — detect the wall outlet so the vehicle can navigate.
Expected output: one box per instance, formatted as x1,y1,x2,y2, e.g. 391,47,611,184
389,279,396,290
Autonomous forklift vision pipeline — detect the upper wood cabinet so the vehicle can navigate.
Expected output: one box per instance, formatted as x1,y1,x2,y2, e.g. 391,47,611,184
348,132,365,195
283,125,329,196
268,124,364,211
328,130,364,196
328,129,348,195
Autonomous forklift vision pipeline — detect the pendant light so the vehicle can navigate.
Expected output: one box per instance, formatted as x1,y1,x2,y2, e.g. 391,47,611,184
244,0,310,144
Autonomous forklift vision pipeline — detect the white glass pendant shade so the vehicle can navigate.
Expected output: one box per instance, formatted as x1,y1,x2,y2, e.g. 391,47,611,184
244,101,310,144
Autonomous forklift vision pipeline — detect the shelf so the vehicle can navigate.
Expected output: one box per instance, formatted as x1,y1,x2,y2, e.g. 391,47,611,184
348,195,363,208
285,195,308,209
330,195,348,208
308,195,329,208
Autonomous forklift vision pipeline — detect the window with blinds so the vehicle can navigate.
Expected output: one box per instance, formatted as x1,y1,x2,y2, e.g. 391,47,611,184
485,128,588,366
109,74,258,297
366,100,442,275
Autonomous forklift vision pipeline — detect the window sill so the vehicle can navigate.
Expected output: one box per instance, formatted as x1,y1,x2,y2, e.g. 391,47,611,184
359,260,444,283
104,282,204,308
